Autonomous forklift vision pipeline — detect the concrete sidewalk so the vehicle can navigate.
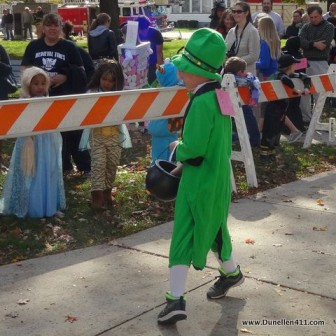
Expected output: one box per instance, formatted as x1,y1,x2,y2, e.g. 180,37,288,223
1,170,335,336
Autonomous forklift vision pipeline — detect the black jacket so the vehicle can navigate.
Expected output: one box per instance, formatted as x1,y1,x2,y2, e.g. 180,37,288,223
88,30,118,61
0,45,12,100
285,24,300,39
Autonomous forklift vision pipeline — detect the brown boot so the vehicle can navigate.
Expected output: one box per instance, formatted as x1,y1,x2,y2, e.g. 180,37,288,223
91,190,107,210
103,189,113,208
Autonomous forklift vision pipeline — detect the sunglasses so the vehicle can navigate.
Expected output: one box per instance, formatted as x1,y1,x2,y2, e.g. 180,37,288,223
232,10,245,14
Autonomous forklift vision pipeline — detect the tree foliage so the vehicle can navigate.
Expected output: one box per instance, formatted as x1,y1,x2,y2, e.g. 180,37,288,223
100,0,119,31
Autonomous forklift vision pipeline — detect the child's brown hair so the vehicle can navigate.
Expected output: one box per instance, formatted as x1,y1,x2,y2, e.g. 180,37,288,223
224,57,247,75
88,60,124,91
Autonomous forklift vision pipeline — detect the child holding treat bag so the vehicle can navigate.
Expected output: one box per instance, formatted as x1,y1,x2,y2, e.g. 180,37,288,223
157,28,243,325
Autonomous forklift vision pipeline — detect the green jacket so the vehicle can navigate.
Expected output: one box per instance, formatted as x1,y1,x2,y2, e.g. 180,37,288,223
171,82,232,269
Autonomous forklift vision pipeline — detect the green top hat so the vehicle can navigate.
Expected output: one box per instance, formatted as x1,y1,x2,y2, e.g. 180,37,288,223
172,28,226,81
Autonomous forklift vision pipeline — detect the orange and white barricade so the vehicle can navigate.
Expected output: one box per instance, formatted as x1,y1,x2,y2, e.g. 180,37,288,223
1,72,336,190
221,72,336,190
0,88,189,139
305,64,336,147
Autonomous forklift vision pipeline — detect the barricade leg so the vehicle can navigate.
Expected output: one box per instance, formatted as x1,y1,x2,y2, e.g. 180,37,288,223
230,161,237,193
303,92,328,149
222,74,258,189
329,117,336,142
232,105,258,188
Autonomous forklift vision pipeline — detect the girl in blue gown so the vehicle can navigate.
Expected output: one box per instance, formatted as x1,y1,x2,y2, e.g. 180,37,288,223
0,67,66,218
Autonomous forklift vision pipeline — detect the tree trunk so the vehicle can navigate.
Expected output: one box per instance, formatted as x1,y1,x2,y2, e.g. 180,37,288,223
99,0,119,31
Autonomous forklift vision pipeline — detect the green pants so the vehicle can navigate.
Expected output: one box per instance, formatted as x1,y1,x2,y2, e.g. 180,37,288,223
168,186,232,270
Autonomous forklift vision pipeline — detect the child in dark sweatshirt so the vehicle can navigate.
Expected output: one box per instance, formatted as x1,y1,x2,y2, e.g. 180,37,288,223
261,54,311,160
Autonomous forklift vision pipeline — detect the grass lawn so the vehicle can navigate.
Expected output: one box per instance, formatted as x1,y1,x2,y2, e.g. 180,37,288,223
1,35,187,60
1,36,336,265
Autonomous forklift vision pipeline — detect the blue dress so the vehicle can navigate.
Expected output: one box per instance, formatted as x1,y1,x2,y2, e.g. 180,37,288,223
0,133,66,218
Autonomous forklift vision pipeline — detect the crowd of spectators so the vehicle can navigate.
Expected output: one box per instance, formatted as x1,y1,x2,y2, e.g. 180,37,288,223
1,1,336,216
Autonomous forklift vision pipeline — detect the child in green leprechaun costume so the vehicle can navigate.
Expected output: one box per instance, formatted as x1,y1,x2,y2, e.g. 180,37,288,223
157,28,244,325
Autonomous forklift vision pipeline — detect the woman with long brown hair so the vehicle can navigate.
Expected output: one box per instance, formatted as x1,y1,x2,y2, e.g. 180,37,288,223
88,13,118,64
217,9,235,39
225,1,260,75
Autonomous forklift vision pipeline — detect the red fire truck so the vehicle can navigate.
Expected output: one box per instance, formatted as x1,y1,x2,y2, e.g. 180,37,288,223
57,0,168,35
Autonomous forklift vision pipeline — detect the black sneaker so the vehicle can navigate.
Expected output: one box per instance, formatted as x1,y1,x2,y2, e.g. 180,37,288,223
207,266,244,300
157,293,187,325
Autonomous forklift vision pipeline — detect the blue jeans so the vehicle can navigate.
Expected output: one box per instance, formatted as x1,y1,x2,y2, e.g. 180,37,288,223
5,24,14,40
242,105,260,148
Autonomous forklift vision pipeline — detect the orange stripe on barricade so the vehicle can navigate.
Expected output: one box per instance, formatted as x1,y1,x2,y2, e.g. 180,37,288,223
310,82,317,95
237,87,250,105
283,85,295,97
319,74,333,92
33,99,76,132
0,103,28,135
260,82,279,101
81,96,120,126
124,91,159,121
162,89,189,116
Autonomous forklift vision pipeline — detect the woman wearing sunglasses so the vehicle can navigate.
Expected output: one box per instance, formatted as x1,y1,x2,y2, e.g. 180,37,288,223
225,1,260,75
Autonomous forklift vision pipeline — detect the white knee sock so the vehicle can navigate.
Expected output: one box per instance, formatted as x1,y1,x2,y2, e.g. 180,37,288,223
169,265,189,297
214,253,237,274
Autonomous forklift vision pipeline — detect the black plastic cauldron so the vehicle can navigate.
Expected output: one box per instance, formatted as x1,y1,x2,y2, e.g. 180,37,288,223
145,160,181,202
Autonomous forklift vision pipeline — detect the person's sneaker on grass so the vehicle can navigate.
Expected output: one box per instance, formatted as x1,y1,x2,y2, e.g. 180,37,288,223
157,292,187,325
287,131,303,143
260,146,276,162
207,266,244,300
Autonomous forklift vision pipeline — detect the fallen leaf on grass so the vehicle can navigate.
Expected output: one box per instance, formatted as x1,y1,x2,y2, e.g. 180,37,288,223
313,226,328,231
132,210,146,215
52,225,65,237
55,211,65,219
316,199,325,206
54,217,65,225
111,187,118,196
9,227,22,237
58,234,75,243
65,315,78,323
245,238,255,245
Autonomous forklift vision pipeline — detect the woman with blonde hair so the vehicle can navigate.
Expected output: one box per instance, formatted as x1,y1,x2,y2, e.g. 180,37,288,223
257,18,302,140
256,16,281,80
